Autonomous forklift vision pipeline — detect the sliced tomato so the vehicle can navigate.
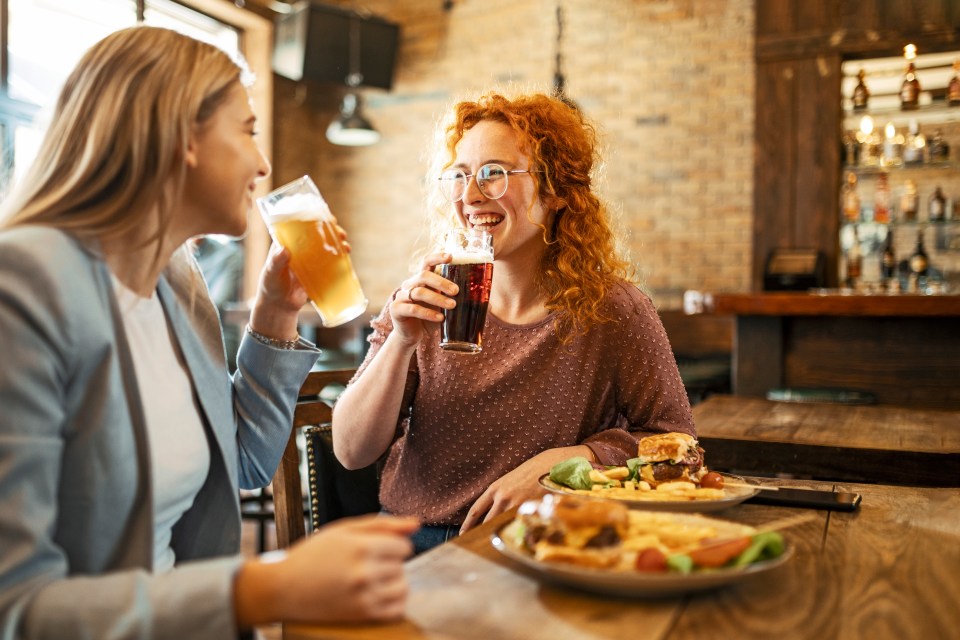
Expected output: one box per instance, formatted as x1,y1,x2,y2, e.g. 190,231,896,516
688,537,752,568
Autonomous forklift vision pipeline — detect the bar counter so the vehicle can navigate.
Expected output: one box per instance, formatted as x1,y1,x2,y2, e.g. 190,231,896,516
705,291,960,317
699,292,960,409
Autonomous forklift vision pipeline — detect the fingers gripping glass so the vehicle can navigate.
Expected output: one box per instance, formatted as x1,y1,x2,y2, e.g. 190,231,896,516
438,163,539,202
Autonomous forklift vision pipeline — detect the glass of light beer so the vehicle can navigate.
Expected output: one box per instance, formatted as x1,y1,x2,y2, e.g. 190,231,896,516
256,176,367,327
437,228,494,353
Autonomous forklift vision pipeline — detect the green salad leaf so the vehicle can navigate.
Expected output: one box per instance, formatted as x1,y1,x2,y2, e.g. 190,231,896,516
731,531,785,568
548,457,594,490
626,457,642,481
666,554,694,574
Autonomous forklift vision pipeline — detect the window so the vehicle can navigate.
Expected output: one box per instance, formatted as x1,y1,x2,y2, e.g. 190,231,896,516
0,0,240,190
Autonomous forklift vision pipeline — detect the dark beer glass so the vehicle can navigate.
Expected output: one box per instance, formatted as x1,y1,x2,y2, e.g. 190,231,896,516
438,229,493,353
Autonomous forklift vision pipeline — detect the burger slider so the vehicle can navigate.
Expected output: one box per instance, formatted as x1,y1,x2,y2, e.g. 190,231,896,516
636,432,708,488
518,494,629,569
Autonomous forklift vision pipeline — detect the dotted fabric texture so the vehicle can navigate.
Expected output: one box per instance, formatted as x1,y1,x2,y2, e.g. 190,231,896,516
353,281,695,526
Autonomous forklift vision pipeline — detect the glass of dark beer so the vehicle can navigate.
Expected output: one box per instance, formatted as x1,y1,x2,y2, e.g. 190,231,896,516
437,228,494,353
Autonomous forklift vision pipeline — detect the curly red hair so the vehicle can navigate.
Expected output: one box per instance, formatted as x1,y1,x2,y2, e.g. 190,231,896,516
429,92,635,339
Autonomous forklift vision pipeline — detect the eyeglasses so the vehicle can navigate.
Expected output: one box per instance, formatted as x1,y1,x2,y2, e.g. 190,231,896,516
438,163,540,203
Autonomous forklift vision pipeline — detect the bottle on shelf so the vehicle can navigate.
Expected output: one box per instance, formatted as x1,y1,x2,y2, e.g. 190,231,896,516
845,225,863,288
902,120,925,165
842,171,861,222
900,44,921,111
907,229,929,291
928,186,947,222
874,172,891,224
949,60,960,106
880,230,897,289
928,129,950,164
857,115,881,167
899,179,918,222
843,130,860,166
853,69,870,111
882,122,903,167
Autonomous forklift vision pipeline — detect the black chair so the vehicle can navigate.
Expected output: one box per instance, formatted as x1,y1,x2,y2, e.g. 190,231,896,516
271,369,381,548
304,424,381,527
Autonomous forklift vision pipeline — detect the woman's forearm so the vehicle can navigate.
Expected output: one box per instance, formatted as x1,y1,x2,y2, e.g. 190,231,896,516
332,331,418,469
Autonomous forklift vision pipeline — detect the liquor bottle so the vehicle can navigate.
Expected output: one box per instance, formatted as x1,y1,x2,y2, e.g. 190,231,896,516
873,172,891,224
928,186,946,222
880,231,897,286
857,116,881,167
842,130,860,166
899,179,918,222
882,122,903,167
928,129,950,164
902,120,925,165
845,225,863,288
900,45,921,111
852,69,870,111
841,172,861,222
908,229,929,285
949,60,960,106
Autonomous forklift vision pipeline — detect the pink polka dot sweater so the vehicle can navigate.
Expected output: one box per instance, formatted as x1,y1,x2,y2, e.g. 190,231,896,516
352,280,695,526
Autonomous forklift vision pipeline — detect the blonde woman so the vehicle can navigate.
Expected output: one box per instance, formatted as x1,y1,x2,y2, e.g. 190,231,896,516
0,26,416,638
332,92,695,554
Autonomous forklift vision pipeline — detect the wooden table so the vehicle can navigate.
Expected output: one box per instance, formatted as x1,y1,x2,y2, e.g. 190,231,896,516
692,395,960,486
285,480,960,640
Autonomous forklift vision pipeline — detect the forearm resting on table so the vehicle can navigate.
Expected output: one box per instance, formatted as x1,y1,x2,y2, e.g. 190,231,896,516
233,559,280,630
332,332,415,469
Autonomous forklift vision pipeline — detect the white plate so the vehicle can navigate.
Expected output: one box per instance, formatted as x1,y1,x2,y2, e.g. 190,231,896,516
490,519,793,598
538,472,760,513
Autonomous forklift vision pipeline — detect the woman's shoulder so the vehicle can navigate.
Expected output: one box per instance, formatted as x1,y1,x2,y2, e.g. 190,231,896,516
0,226,102,309
601,279,658,321
0,226,90,270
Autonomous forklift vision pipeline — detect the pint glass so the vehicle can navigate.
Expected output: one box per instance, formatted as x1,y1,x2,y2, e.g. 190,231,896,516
437,228,494,353
257,176,367,328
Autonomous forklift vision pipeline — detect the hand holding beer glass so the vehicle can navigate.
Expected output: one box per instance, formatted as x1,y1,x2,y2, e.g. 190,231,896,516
437,228,493,353
257,176,367,327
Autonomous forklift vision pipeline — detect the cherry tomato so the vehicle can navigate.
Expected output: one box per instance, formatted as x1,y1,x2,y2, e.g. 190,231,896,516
635,547,668,572
700,471,725,489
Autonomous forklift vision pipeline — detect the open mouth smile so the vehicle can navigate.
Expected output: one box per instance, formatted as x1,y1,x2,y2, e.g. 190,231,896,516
467,213,504,229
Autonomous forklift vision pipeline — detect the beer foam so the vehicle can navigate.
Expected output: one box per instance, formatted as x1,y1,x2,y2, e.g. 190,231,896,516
261,192,329,222
268,208,326,223
449,249,493,264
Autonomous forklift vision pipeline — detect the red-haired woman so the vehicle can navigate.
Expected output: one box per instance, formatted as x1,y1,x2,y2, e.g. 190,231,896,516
333,92,695,554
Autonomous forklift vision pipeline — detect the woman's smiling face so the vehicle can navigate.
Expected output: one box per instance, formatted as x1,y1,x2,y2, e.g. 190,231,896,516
451,120,552,262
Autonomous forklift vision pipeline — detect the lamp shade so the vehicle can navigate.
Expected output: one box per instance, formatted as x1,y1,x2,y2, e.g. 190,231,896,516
326,93,380,146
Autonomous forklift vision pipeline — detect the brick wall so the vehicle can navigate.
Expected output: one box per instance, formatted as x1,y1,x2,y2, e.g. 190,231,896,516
272,0,755,312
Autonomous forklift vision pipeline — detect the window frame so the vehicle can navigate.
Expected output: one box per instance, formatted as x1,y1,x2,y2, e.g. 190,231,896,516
0,0,272,300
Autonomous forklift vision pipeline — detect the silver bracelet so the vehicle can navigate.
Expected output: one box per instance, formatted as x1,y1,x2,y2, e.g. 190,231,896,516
246,325,301,350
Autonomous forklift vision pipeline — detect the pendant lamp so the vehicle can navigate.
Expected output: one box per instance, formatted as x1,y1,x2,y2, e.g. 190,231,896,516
326,13,380,146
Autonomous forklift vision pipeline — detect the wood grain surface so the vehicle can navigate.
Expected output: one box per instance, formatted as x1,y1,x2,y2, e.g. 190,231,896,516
284,481,960,640
693,395,960,486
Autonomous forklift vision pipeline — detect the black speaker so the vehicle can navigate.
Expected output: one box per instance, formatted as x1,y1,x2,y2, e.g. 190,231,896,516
272,2,400,90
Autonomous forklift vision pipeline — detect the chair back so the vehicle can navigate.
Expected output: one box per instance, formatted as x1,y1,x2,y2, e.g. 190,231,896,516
272,368,362,548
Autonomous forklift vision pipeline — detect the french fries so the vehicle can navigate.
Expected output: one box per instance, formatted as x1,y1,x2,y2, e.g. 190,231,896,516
565,465,726,502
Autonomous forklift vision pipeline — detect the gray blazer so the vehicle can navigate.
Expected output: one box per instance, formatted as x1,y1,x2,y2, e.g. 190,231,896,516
0,227,319,639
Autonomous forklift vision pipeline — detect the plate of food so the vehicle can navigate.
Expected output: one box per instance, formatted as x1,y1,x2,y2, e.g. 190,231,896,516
540,433,759,513
491,493,792,597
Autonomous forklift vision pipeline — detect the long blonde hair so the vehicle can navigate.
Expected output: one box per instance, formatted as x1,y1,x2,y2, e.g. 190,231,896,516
428,92,634,339
0,26,248,264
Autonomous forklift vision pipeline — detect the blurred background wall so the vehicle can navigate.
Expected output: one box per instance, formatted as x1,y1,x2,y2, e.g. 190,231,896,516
271,0,755,313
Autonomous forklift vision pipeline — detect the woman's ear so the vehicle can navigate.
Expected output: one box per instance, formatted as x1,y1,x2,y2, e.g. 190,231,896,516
544,193,566,213
184,130,200,169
